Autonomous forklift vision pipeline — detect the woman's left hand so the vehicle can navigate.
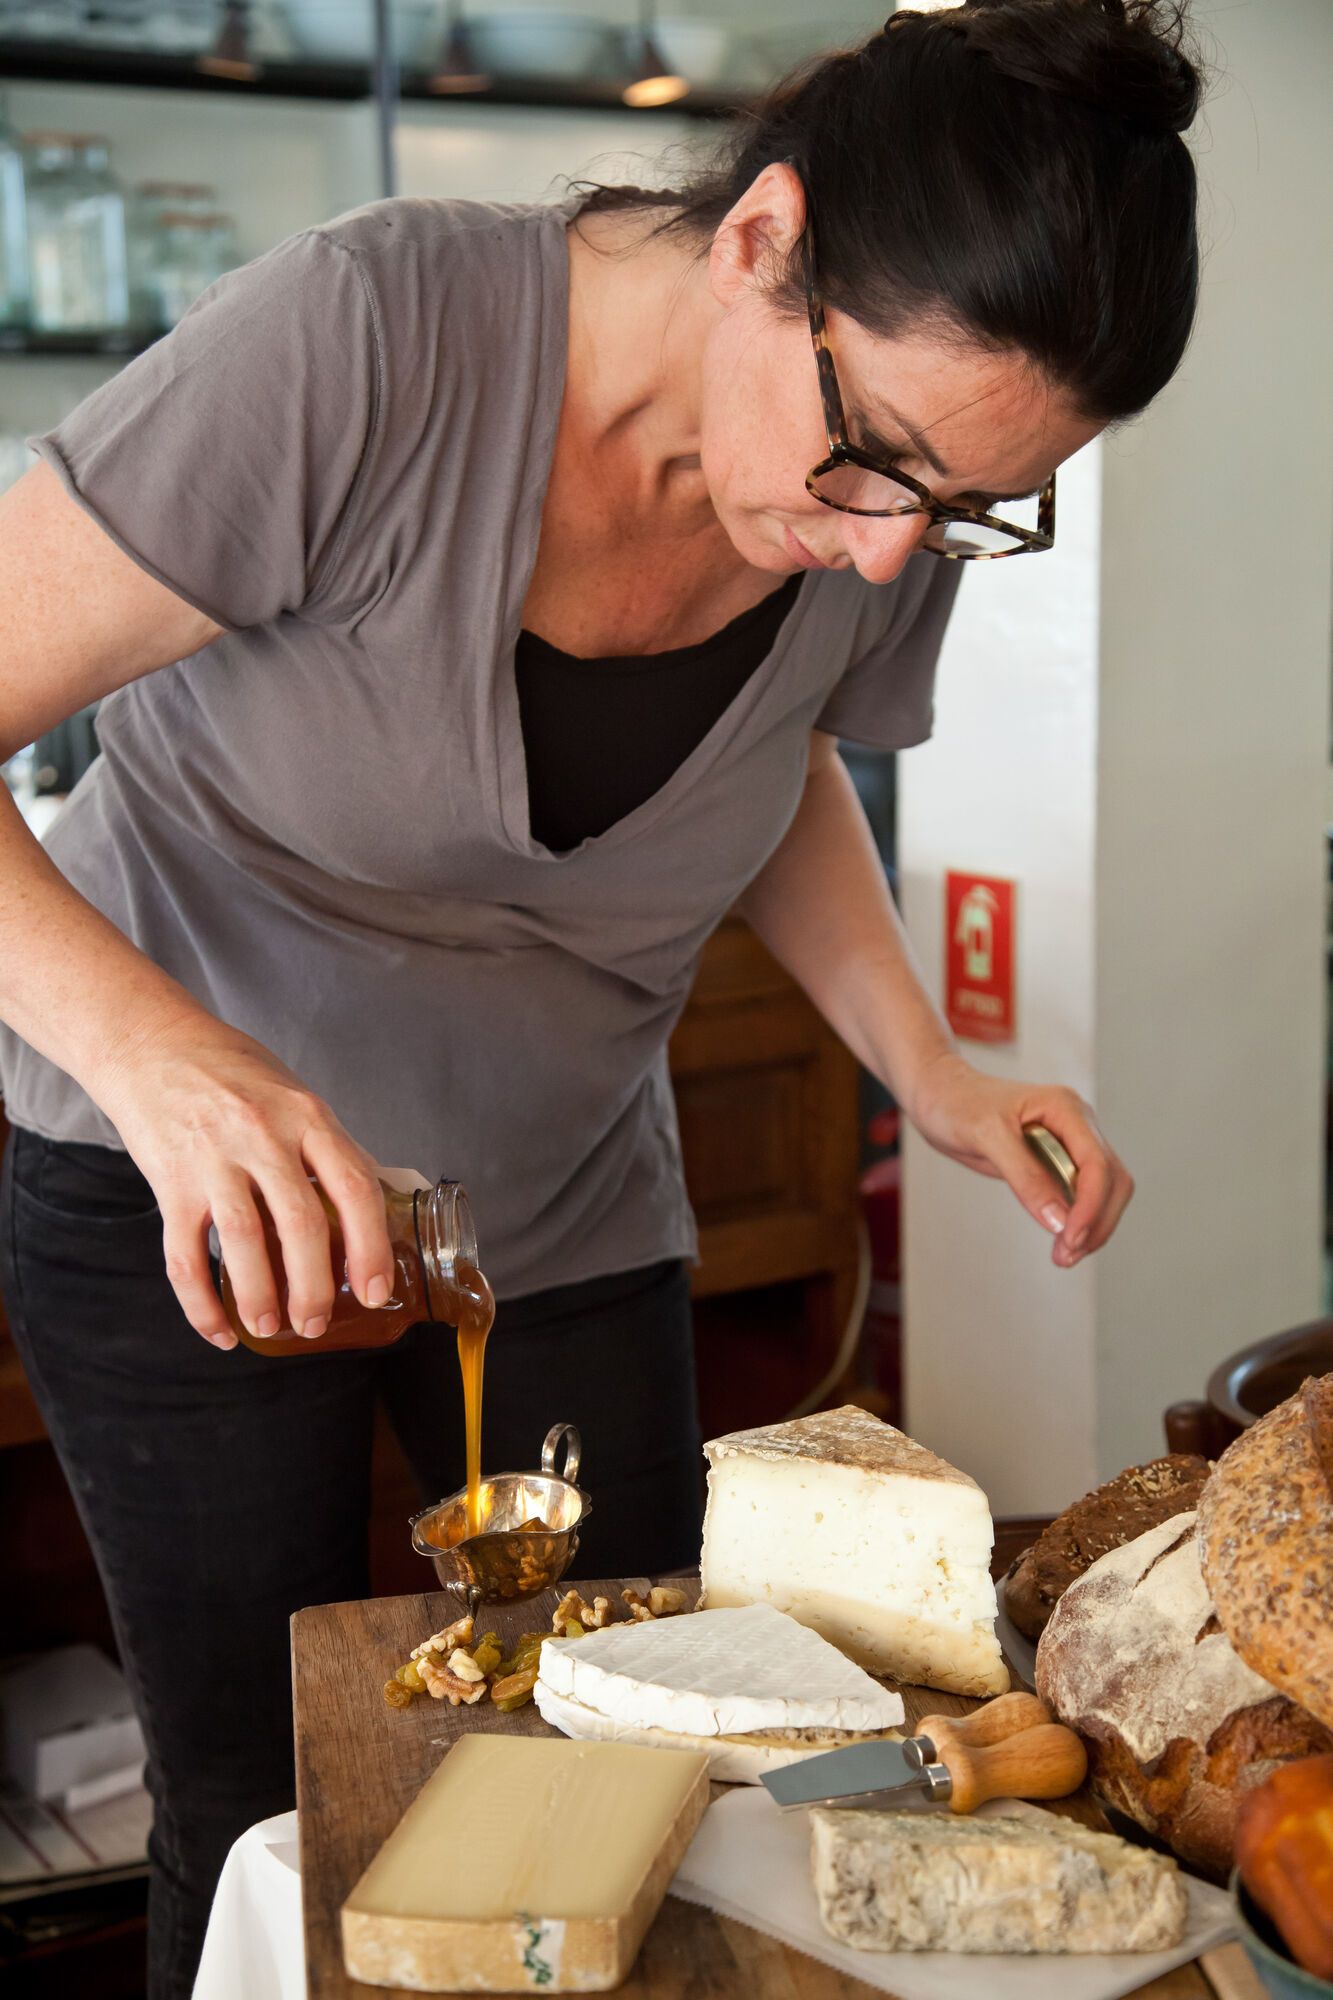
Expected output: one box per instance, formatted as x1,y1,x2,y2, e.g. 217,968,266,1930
904,1052,1134,1267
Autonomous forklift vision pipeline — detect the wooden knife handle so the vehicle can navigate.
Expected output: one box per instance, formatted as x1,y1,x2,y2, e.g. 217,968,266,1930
917,1691,1051,1751
943,1723,1088,1814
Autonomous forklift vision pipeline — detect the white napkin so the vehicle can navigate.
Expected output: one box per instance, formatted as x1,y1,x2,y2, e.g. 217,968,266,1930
671,1792,1237,2000
193,1811,305,2000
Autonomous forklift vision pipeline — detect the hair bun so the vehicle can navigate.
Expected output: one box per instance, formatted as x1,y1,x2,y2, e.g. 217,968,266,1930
890,0,1201,137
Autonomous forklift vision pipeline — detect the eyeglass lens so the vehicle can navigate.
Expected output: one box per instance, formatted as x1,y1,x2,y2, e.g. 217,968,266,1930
809,462,1035,555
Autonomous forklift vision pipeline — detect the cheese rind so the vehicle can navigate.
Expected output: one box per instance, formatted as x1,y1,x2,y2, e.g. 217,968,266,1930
341,1734,709,1991
533,1678,902,1784
701,1407,1008,1697
811,1807,1189,1954
536,1605,905,1738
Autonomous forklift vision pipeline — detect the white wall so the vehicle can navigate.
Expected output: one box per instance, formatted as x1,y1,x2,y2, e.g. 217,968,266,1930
1092,0,1333,1476
897,442,1103,1508
897,0,1333,1510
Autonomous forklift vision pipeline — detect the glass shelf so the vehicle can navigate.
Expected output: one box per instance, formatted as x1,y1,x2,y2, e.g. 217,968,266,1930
0,38,746,114
0,325,159,359
0,326,157,358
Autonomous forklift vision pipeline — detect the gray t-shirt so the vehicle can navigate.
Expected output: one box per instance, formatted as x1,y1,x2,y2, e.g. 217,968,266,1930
0,196,960,1299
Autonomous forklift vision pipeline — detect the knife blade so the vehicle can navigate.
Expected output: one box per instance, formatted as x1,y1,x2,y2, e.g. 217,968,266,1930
761,1694,1086,1814
762,1735,935,1812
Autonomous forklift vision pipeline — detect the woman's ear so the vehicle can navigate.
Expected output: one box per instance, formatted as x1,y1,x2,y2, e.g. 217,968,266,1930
708,161,808,309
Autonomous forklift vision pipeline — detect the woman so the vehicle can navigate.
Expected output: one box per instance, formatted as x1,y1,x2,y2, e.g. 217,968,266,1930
0,1,1194,1989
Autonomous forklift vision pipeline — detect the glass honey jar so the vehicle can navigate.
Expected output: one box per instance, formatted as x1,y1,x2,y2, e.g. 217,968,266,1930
221,1177,494,1357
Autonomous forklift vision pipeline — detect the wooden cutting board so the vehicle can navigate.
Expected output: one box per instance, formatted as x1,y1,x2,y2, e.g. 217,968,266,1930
292,1574,1225,2000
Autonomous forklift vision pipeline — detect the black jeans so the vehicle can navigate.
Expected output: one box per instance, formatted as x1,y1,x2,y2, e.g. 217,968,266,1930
0,1127,702,2000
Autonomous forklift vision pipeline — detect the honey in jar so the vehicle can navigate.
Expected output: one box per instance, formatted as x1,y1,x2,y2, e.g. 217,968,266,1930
220,1178,492,1356
221,1177,496,1534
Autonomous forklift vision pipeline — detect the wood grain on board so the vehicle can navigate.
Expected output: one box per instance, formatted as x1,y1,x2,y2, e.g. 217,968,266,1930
293,1575,1218,2000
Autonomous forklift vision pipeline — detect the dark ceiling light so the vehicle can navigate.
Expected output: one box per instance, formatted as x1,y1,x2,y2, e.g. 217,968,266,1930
197,0,260,81
622,0,687,107
428,0,491,94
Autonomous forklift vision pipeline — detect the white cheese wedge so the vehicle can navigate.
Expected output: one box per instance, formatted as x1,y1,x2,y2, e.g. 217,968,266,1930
537,1604,905,1739
341,1734,709,1992
811,1806,1188,1954
533,1678,901,1785
700,1405,1009,1697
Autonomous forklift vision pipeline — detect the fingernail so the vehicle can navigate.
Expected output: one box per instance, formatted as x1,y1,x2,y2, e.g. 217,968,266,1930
257,1311,280,1339
301,1316,328,1341
367,1275,389,1308
208,1330,238,1351
1041,1203,1066,1235
1069,1225,1089,1253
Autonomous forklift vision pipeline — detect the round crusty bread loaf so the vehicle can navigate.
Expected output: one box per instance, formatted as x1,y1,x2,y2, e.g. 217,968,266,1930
1198,1373,1333,1731
1005,1454,1211,1641
1035,1510,1332,1880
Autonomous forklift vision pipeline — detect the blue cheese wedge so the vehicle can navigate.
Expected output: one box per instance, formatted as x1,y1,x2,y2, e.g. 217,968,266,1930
700,1406,1009,1696
811,1808,1189,1954
537,1604,906,1739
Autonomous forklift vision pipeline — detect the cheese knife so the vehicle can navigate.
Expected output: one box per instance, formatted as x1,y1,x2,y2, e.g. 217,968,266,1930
761,1690,1087,1813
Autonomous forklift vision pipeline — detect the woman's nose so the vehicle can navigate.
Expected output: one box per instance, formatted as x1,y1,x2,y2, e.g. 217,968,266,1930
844,511,931,584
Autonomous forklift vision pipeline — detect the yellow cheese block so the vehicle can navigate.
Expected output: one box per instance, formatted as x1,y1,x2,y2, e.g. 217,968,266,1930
341,1733,711,1992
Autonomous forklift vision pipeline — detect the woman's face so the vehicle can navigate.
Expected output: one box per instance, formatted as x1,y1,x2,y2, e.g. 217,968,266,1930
698,172,1102,582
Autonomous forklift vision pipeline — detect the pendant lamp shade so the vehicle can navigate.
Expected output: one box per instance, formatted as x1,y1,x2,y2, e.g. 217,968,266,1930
622,0,688,106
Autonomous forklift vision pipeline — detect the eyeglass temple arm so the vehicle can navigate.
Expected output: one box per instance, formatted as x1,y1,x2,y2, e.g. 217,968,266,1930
1038,476,1056,542
800,230,849,457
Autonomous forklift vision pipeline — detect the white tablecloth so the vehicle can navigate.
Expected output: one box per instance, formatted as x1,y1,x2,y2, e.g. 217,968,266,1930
194,1797,1236,2000
192,1810,305,2000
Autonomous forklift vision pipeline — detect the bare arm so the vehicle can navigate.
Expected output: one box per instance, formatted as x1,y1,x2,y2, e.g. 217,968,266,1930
0,462,395,1343
738,730,1133,1265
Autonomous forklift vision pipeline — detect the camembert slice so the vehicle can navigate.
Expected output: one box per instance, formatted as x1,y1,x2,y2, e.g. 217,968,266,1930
532,1678,902,1785
537,1604,906,1737
700,1406,1009,1696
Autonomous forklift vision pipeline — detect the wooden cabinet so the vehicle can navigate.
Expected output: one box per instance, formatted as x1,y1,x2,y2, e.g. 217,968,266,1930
671,915,860,1308
670,916,864,1433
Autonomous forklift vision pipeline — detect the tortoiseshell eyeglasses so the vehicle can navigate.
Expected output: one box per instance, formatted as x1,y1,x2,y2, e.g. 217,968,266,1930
801,230,1057,561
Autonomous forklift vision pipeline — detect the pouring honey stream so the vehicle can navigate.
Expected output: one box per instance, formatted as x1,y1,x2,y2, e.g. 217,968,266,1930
220,1178,495,1535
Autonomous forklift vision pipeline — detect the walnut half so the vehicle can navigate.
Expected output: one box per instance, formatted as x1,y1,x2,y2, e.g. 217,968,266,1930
419,1651,488,1706
622,1585,689,1622
553,1589,613,1633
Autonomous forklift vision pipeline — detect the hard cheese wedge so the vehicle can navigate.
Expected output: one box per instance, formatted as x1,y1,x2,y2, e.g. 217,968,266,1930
700,1406,1009,1696
536,1604,906,1739
341,1734,709,1992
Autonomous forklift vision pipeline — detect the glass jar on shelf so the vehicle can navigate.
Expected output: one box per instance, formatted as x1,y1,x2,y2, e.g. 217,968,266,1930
144,208,237,330
24,132,134,339
0,101,27,333
129,179,216,331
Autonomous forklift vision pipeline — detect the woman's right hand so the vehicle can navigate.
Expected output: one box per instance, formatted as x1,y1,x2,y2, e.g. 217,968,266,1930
98,1018,395,1350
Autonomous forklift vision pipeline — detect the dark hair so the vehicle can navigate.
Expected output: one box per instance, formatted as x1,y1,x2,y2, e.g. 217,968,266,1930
584,0,1203,424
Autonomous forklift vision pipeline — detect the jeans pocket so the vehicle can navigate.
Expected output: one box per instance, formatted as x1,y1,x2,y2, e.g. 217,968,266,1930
9,1129,161,1228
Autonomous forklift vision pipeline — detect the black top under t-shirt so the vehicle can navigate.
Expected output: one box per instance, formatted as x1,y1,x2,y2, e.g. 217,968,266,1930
516,573,803,853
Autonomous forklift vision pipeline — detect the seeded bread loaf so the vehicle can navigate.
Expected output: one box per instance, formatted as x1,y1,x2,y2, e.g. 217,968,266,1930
1198,1374,1333,1731
1035,1511,1332,1880
1005,1455,1211,1641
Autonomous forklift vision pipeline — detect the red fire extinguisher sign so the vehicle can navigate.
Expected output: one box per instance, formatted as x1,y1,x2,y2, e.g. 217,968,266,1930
945,872,1016,1044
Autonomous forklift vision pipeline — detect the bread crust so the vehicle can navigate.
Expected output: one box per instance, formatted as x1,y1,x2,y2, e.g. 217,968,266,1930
1198,1374,1333,1730
1035,1512,1331,1881
1006,1456,1211,1641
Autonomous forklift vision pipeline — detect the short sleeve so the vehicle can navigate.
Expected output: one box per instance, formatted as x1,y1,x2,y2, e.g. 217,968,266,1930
816,557,963,750
28,228,381,631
